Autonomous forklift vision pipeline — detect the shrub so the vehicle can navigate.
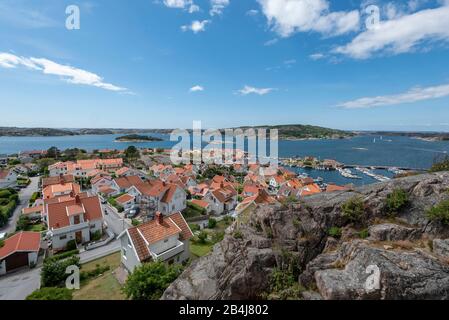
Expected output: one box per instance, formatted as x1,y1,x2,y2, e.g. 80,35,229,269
123,262,183,300
426,200,449,225
189,223,200,232
197,231,208,244
358,229,369,239
26,287,73,300
328,226,342,238
30,192,40,205
211,231,225,244
0,239,4,248
90,230,102,241
269,267,296,293
341,197,365,223
66,240,77,251
208,218,217,229
45,249,79,263
385,189,409,216
0,190,12,198
80,265,110,282
187,202,206,215
132,219,141,226
233,230,243,239
41,256,80,287
16,215,30,231
430,155,449,172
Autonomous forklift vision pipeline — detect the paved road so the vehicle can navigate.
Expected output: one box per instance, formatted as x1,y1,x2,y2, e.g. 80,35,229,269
0,176,39,234
0,267,41,300
79,239,121,264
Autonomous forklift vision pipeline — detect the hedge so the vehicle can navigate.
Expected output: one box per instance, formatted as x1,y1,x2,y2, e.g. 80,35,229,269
0,190,12,198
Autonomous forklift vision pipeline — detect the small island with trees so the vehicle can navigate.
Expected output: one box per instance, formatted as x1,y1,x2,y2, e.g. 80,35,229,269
115,134,163,142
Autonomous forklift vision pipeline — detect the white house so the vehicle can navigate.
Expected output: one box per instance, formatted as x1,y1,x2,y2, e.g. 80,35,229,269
204,185,238,215
45,195,104,251
127,181,187,216
119,212,193,273
115,193,136,211
0,169,18,188
91,175,114,195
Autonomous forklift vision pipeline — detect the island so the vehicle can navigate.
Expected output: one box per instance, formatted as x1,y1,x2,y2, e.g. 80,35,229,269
115,134,163,142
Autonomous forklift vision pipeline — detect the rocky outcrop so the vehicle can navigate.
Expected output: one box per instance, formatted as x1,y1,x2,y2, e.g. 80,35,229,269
162,172,449,300
433,239,449,261
313,240,449,300
368,223,421,241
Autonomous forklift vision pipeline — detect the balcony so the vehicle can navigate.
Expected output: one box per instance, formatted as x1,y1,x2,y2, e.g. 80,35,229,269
151,241,185,262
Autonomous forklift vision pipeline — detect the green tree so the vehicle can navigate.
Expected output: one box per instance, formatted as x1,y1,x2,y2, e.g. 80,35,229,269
47,147,61,159
41,256,80,287
123,262,183,300
16,215,29,231
26,287,73,300
208,218,217,229
125,146,140,159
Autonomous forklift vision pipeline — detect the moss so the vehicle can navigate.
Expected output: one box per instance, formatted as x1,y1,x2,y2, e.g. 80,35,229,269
328,226,342,239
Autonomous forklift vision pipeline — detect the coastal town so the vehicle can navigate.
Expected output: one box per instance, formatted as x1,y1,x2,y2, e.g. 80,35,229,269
0,145,355,299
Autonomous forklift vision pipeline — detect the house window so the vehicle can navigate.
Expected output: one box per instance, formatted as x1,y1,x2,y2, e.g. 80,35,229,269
59,235,67,240
164,239,168,243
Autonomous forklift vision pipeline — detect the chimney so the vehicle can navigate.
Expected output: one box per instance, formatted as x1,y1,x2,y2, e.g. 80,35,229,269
59,173,64,185
75,194,81,204
155,211,163,224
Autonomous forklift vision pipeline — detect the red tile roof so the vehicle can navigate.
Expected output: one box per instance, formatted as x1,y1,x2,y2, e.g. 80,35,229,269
116,194,135,204
191,199,210,209
22,205,43,216
47,196,103,229
0,232,41,260
127,212,193,262
114,175,143,189
42,175,75,188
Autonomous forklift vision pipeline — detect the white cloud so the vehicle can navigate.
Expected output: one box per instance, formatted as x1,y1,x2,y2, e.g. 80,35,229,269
190,85,204,92
309,53,325,60
284,59,296,64
181,20,210,33
335,4,449,59
163,0,200,13
189,4,200,13
210,0,230,16
246,9,259,16
238,85,275,95
257,0,360,37
337,83,449,109
264,38,279,46
0,52,127,92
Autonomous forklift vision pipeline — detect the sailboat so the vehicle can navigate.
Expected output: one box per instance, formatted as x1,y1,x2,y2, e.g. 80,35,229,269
373,138,376,143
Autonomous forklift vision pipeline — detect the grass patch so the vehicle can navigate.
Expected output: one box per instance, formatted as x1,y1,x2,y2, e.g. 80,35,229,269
73,273,125,300
73,252,124,300
190,242,213,257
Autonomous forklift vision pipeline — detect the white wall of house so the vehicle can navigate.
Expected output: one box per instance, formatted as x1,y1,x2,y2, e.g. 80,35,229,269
205,193,225,215
0,260,5,276
159,188,186,215
148,234,179,256
28,252,38,266
120,233,141,273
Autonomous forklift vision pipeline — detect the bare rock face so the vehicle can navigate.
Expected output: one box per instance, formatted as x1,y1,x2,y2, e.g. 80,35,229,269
433,239,449,261
314,241,449,300
368,223,421,241
162,172,449,300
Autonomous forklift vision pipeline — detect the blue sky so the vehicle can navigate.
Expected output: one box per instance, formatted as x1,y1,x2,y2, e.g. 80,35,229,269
0,0,449,131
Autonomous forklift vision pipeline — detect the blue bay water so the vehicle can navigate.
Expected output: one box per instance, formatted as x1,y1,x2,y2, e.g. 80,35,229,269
1,134,448,186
